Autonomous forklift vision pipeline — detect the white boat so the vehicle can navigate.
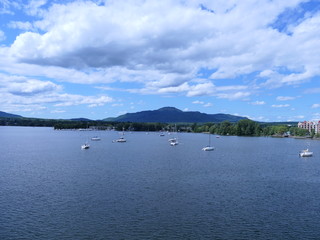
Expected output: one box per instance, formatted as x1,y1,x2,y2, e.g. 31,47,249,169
202,146,214,151
113,128,127,142
170,141,178,146
202,133,214,151
169,125,179,146
299,149,313,157
169,138,178,146
91,136,101,141
115,137,126,143
81,143,90,149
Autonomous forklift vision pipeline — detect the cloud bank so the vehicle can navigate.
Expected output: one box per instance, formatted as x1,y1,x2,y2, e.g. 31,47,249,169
0,0,319,119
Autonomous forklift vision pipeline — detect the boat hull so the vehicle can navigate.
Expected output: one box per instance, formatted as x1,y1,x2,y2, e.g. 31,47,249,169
299,152,313,157
202,146,214,151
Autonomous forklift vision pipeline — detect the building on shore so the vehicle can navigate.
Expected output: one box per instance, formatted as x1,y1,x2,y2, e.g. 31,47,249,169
298,121,320,134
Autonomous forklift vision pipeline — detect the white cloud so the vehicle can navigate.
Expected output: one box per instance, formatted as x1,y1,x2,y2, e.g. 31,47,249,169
0,72,114,112
112,103,124,107
0,30,5,41
276,96,295,101
251,101,266,105
186,82,216,97
271,104,290,108
311,113,320,121
4,0,318,92
311,104,320,109
216,91,251,100
250,116,269,122
192,100,204,104
8,21,34,31
304,88,320,94
51,110,65,113
0,0,20,14
1,0,320,121
204,103,213,107
293,115,305,119
0,73,62,96
24,0,48,16
192,100,213,107
7,79,61,96
54,95,113,107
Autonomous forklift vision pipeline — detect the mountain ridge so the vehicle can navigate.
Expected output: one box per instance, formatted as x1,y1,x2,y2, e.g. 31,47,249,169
104,107,248,123
0,111,22,118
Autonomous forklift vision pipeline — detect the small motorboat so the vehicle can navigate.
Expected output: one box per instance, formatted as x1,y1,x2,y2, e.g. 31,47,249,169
299,149,313,157
91,136,101,141
170,138,179,146
81,143,90,149
202,146,214,151
115,137,126,143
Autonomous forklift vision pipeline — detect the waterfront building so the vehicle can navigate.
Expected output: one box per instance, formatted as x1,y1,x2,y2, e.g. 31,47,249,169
298,121,320,134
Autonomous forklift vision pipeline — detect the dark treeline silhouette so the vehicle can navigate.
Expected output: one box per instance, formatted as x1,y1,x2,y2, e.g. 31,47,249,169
1,117,315,137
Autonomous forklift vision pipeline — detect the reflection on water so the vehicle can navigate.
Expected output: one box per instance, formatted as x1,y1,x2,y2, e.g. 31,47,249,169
0,126,320,239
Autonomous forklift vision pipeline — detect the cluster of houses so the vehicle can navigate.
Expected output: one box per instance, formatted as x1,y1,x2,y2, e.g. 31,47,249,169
298,121,320,134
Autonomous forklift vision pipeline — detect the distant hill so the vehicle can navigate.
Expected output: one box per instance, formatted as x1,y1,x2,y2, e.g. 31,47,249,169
69,118,93,121
0,111,22,118
104,107,247,123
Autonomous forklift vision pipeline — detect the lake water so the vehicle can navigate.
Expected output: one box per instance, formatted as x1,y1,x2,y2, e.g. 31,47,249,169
1,126,320,239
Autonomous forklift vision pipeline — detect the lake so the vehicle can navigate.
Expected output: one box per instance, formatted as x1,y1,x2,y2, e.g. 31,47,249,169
1,126,320,239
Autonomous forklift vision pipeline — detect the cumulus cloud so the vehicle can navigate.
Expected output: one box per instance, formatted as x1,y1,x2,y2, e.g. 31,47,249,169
192,100,212,107
312,103,320,108
0,30,5,41
0,72,114,112
51,110,65,113
4,0,319,94
251,101,266,105
304,88,320,94
186,82,216,97
216,91,251,100
204,103,213,107
312,113,320,121
0,0,320,122
7,79,61,96
276,96,295,101
192,100,204,104
0,73,61,95
271,104,290,108
8,21,34,31
293,115,305,119
54,95,113,107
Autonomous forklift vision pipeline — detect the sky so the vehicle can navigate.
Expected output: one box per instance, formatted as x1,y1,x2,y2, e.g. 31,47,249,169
0,0,320,122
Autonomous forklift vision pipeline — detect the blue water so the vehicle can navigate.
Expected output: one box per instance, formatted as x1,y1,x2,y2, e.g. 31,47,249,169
1,126,320,239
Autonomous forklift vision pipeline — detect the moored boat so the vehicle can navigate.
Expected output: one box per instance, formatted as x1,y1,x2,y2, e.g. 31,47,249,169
299,149,313,157
202,133,214,151
202,146,214,151
115,137,126,143
169,138,178,146
91,136,101,141
81,143,90,149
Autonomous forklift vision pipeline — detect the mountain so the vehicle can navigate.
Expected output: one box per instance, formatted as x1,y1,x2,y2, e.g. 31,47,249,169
104,107,247,123
0,111,22,118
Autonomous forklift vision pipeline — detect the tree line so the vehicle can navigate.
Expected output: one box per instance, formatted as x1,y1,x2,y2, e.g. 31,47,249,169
1,117,317,137
191,119,313,137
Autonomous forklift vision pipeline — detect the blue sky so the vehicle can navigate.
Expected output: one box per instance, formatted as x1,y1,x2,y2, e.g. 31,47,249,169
0,0,320,122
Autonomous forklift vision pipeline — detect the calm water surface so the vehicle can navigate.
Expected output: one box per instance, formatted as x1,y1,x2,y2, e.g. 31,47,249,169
1,126,320,239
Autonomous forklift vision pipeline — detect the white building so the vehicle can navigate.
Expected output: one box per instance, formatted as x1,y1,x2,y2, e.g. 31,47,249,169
298,121,320,134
